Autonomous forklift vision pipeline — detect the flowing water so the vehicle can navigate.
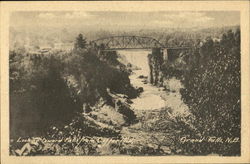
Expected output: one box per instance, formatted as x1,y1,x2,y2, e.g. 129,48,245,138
113,50,190,155
118,50,166,110
118,50,189,115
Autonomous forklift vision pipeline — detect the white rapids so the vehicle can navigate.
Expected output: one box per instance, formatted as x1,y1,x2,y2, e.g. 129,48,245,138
118,50,189,115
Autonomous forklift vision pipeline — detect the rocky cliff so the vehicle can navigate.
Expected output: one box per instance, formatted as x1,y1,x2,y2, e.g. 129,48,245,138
148,48,164,86
148,48,190,87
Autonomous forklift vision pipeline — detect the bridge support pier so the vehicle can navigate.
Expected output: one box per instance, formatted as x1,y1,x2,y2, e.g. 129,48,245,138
162,48,168,61
148,48,164,86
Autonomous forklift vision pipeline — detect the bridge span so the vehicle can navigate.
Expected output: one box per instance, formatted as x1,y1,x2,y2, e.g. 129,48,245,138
90,36,191,61
90,36,190,50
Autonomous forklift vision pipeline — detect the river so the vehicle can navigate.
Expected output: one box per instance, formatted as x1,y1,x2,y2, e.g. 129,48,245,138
118,50,189,115
114,50,190,155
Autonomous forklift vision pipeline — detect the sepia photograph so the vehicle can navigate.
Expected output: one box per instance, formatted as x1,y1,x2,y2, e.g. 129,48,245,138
1,1,250,164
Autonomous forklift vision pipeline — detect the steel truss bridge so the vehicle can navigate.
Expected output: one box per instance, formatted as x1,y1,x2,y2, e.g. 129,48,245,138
90,36,190,51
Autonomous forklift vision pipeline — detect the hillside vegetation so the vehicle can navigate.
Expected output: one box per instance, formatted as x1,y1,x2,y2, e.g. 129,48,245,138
10,36,139,155
154,29,241,155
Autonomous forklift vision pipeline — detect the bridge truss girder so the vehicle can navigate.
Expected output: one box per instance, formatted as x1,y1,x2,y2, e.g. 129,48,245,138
90,36,164,50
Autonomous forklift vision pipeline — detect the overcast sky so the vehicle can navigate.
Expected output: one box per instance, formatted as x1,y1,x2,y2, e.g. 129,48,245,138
11,11,240,31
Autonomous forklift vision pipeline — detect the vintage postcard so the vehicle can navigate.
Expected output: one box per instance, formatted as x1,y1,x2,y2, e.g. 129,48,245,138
1,1,250,164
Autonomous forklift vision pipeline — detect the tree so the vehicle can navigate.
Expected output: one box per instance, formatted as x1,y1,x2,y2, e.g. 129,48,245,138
74,34,87,49
180,29,241,155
